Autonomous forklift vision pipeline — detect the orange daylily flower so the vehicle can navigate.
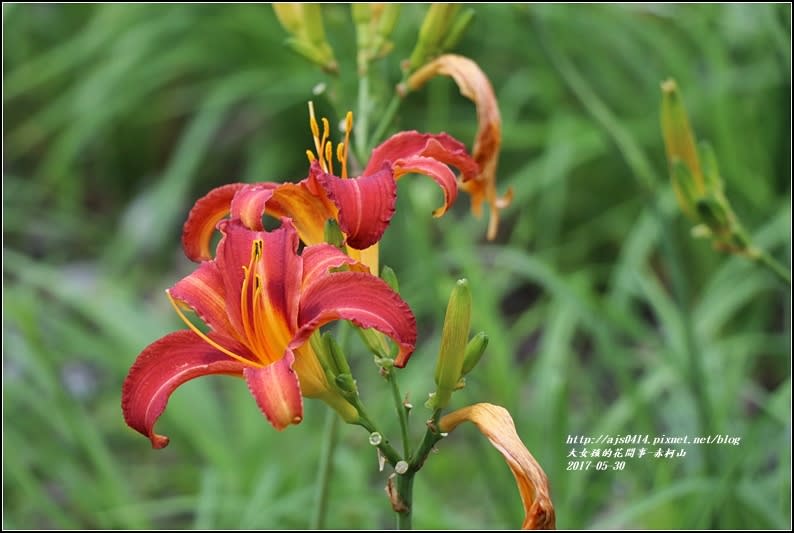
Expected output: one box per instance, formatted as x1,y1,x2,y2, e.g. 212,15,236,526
181,105,479,274
405,54,513,240
122,219,416,448
440,403,556,530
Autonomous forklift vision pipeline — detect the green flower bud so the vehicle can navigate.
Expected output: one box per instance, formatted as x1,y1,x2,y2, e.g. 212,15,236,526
670,160,701,220
273,4,338,73
358,327,391,359
660,79,704,192
353,4,400,71
408,4,461,70
334,373,358,395
324,332,352,377
698,141,724,197
440,8,475,52
432,279,472,409
380,265,400,293
306,331,359,423
309,330,339,386
461,331,488,376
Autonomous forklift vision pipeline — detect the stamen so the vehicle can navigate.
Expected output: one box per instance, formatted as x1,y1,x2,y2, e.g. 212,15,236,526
308,101,327,171
240,241,263,357
166,291,261,367
336,143,346,178
325,141,334,175
342,111,353,178
319,117,330,172
250,276,278,365
309,102,321,149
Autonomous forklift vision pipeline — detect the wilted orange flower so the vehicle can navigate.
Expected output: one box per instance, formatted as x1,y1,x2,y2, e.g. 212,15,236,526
440,403,556,530
405,54,513,240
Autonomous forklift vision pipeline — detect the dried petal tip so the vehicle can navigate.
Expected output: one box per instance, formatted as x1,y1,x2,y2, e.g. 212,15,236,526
440,403,556,530
407,55,510,239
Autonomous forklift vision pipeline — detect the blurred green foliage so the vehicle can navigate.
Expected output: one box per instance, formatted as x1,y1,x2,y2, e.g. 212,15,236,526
3,3,790,529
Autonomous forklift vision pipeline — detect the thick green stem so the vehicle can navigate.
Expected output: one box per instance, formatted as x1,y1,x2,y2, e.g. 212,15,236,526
311,410,339,529
408,410,443,472
394,473,414,530
387,370,412,458
756,250,791,286
388,409,444,530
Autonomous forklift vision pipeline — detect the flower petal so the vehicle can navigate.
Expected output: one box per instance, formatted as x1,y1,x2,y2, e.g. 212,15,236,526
365,131,479,182
294,271,417,367
301,243,369,290
315,163,397,250
182,183,247,262
230,174,338,246
439,403,556,530
210,220,302,367
169,261,236,338
243,350,303,430
121,330,246,449
406,55,511,240
228,183,279,231
392,155,458,217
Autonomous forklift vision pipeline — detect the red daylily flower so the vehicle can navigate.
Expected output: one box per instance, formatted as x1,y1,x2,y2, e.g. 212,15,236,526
181,106,479,273
122,218,416,448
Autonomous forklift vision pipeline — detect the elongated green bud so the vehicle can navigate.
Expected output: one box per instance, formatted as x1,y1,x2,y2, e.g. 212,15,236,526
373,4,400,57
310,330,338,386
697,141,724,197
358,327,391,359
439,8,475,52
353,4,400,70
324,332,352,376
408,4,460,70
273,4,338,73
306,331,359,423
661,79,703,190
670,160,700,220
433,279,472,409
380,265,400,293
461,331,488,376
334,373,358,395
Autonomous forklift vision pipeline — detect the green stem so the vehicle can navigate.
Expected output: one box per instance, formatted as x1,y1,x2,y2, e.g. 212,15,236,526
369,68,413,153
351,399,403,466
311,410,339,529
387,370,412,458
369,91,402,152
389,409,444,530
755,250,791,286
408,410,444,472
394,473,414,530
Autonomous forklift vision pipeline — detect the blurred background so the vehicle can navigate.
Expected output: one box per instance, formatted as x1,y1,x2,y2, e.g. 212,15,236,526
3,3,790,529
